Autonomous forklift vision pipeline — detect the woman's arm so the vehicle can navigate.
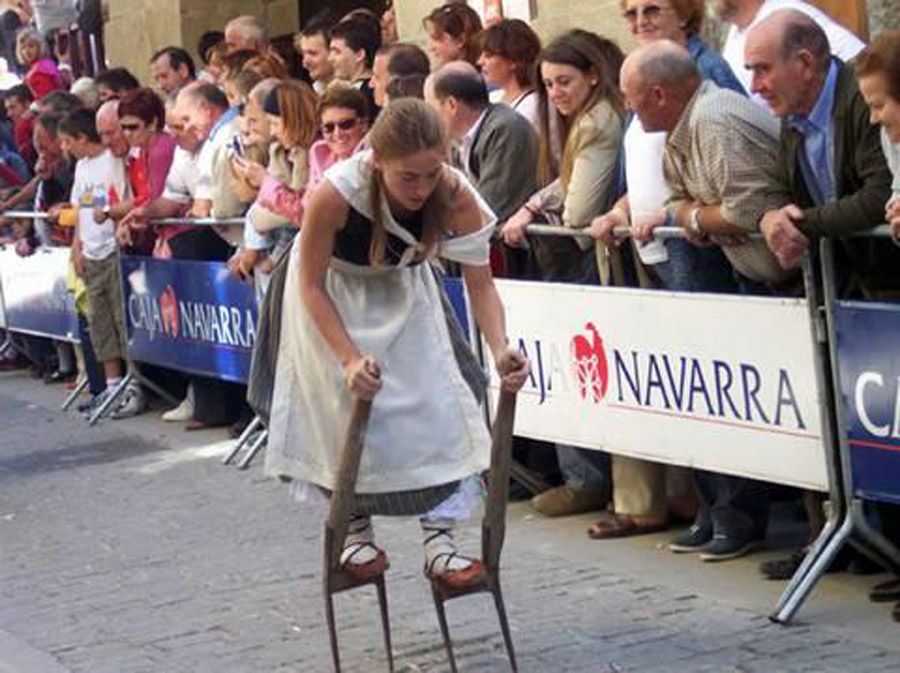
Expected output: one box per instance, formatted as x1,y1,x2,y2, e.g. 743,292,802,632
452,186,530,390
299,179,381,398
257,175,305,226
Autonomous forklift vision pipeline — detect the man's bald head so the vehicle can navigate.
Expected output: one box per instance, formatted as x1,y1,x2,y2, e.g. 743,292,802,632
748,9,830,74
96,99,128,157
622,40,701,94
620,41,701,133
745,9,831,117
424,60,489,140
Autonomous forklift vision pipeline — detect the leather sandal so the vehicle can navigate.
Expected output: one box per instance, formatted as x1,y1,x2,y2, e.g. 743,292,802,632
587,511,668,539
340,542,390,581
425,554,485,589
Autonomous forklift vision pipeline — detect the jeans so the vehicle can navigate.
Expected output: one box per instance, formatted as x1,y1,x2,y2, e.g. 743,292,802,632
652,239,738,293
557,445,610,496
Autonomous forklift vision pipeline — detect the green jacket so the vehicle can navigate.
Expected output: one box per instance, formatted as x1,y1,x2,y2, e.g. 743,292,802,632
775,59,895,293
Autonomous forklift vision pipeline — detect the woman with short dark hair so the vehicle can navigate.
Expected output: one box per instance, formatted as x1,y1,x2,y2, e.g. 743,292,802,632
477,19,542,128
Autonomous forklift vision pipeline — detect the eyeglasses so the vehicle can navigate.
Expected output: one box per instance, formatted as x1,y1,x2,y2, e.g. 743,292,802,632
321,118,359,135
119,122,144,132
622,3,669,22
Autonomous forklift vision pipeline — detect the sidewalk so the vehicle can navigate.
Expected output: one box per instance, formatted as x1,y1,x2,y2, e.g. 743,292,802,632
0,370,898,672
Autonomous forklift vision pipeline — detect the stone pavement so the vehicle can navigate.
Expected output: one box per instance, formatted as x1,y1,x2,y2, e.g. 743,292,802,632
1,371,899,673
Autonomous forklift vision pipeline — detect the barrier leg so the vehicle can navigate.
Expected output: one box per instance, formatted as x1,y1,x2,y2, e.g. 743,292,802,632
88,372,131,425
848,498,900,575
131,367,179,407
61,376,89,411
770,513,853,624
223,415,261,465
237,429,267,470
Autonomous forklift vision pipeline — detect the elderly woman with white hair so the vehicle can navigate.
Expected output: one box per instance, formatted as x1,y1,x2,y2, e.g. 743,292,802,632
70,76,100,109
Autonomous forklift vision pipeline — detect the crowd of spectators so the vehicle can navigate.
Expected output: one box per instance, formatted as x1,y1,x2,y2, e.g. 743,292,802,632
0,0,899,619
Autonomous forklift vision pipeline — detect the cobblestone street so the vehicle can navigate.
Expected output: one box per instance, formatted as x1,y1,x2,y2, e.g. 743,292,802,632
1,372,899,672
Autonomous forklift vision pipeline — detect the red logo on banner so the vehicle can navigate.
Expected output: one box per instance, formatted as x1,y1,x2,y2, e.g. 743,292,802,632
571,322,609,403
160,285,179,337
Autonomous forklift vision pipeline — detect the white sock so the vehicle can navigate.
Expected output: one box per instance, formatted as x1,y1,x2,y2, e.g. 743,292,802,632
105,377,122,392
340,516,378,566
421,521,472,574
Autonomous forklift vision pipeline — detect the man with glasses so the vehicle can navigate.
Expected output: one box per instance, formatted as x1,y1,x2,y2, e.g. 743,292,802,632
711,0,864,104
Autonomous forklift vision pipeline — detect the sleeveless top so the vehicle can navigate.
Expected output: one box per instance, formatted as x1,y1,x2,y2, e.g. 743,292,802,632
333,206,425,267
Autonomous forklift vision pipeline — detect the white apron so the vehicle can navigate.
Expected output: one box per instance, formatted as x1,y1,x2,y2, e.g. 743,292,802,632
265,151,496,495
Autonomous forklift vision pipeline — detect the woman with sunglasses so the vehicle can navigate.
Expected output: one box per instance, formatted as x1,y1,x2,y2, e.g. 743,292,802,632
583,0,746,542
423,2,483,66
246,86,370,228
114,88,176,257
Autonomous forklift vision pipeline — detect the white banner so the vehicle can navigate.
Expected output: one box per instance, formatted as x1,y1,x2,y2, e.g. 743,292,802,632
0,246,78,341
486,280,828,491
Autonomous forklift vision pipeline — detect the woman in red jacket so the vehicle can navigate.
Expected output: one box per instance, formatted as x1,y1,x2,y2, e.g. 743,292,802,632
15,27,63,100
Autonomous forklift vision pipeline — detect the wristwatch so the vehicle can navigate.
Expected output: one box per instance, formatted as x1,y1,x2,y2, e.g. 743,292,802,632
688,208,702,234
101,205,112,218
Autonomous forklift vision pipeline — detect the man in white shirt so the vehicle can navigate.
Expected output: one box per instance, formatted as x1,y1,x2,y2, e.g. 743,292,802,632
712,0,865,103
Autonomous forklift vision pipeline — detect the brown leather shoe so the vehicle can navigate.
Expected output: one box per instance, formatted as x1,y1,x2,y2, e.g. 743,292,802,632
531,485,607,517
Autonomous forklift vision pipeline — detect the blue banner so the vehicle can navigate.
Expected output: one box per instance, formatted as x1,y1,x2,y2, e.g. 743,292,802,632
834,301,900,505
120,256,257,384
442,276,469,338
0,247,79,341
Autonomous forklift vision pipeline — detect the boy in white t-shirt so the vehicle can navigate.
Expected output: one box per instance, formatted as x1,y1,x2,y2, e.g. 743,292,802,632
63,107,144,419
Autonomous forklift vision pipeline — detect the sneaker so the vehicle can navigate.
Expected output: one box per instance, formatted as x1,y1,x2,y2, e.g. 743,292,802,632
699,534,764,562
109,383,145,420
161,396,194,422
668,523,713,553
530,485,607,517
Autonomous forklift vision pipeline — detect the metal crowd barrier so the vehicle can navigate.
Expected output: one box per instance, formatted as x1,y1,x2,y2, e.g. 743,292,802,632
2,212,898,624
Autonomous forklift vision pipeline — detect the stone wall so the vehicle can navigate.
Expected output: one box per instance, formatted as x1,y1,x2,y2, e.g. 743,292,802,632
104,0,299,85
868,0,900,34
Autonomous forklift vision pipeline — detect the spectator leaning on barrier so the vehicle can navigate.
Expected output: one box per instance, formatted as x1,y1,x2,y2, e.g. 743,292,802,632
424,3,483,67
94,67,139,104
712,0,864,103
856,31,900,239
295,10,335,96
176,81,246,232
501,30,626,285
746,11,895,580
149,46,196,96
426,60,538,278
16,26,62,100
116,88,176,257
501,30,627,521
584,0,749,541
621,41,793,561
477,19,542,131
328,16,381,118
749,11,893,288
61,106,140,420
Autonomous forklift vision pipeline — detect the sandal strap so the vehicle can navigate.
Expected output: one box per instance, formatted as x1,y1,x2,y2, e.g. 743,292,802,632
422,528,453,546
341,541,380,568
426,551,461,577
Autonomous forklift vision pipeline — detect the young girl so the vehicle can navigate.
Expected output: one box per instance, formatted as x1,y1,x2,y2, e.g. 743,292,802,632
423,3,483,66
266,99,528,587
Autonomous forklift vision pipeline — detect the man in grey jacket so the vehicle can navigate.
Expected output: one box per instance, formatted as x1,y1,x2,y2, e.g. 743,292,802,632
426,61,538,226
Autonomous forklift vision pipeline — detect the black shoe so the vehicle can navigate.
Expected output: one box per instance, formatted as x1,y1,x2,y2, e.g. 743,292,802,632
871,578,900,603
44,369,74,384
668,523,713,553
699,534,764,562
760,548,806,580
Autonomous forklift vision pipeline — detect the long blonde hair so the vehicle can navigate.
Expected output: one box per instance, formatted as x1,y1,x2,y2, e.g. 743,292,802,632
366,98,454,266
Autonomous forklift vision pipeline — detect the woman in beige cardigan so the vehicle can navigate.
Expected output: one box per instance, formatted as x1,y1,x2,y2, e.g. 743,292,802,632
500,30,629,522
500,29,627,285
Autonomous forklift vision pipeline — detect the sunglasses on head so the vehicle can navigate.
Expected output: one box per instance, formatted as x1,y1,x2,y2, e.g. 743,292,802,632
120,122,143,132
321,118,359,135
622,3,666,21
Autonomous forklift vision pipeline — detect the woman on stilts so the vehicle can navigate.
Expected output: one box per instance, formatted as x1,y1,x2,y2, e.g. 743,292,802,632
266,98,529,586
